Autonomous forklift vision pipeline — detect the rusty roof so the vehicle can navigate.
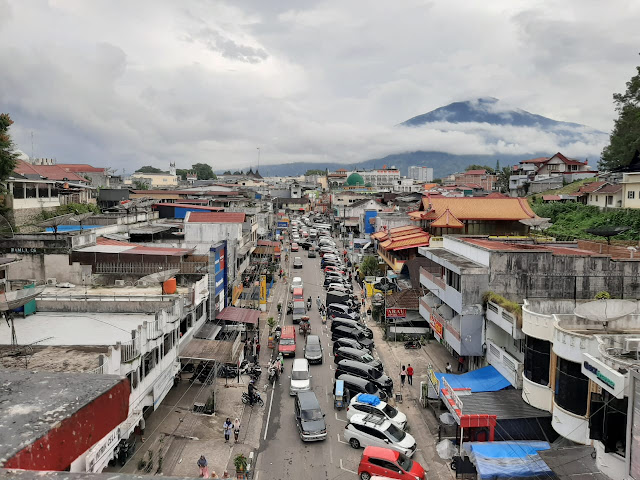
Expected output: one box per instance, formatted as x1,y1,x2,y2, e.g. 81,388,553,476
216,306,260,324
186,212,246,223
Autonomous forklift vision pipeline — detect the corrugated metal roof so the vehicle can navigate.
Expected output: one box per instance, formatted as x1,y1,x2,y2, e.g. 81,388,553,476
216,306,260,324
187,212,246,223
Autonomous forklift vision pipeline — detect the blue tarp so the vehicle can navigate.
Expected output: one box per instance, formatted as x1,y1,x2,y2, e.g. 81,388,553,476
357,394,381,406
45,225,98,233
435,366,511,393
464,441,552,479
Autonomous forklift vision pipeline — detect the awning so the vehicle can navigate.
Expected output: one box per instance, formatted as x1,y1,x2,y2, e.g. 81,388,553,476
460,389,551,420
216,306,260,324
435,366,510,393
179,338,239,364
237,243,253,256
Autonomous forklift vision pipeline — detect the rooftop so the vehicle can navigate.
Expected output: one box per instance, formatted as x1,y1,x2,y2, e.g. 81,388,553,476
185,212,246,223
13,160,88,183
462,238,603,257
415,195,536,221
74,237,193,256
0,345,106,372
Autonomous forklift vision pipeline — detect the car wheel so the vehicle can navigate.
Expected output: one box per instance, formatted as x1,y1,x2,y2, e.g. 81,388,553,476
349,438,361,449
360,473,371,480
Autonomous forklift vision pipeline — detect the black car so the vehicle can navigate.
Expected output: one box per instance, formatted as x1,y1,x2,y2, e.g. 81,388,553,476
334,346,383,371
332,337,371,354
327,303,361,321
300,240,312,250
336,374,388,402
330,318,372,338
324,277,350,288
331,326,374,349
294,391,327,442
335,359,393,393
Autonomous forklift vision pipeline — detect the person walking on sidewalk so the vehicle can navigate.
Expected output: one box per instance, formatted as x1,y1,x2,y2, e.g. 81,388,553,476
223,418,233,443
458,356,465,372
400,365,407,387
446,362,452,373
233,417,241,443
197,455,209,478
406,364,414,385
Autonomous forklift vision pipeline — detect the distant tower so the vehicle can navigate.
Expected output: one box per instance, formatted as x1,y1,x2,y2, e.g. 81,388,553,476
169,162,176,176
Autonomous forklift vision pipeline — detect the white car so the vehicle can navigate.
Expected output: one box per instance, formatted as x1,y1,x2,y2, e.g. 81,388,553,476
291,277,304,292
343,414,417,457
290,358,311,395
347,394,408,430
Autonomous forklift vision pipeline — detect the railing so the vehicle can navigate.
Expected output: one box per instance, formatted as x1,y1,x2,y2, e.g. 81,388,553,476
146,318,163,340
121,337,141,363
37,293,181,302
420,266,446,290
87,363,105,375
95,262,208,275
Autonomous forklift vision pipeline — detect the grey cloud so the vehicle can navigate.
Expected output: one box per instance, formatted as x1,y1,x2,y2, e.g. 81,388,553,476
185,26,268,63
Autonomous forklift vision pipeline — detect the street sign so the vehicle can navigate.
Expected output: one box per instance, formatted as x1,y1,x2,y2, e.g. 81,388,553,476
385,308,406,318
277,222,288,228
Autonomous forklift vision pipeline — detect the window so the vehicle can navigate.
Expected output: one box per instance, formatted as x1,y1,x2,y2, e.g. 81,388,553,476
607,196,613,206
589,391,628,456
445,269,461,291
555,357,589,416
524,336,550,386
595,195,599,202
629,191,636,199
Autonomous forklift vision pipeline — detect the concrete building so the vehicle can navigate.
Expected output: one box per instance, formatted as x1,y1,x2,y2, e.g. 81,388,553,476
408,166,434,183
510,153,596,196
346,167,400,188
128,164,178,188
371,225,431,273
57,164,120,188
451,169,498,191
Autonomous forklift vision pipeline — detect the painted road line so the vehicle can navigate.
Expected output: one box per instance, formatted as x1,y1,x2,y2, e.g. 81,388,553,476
339,459,357,474
334,412,347,423
329,364,334,370
263,384,276,441
336,433,348,445
329,443,334,465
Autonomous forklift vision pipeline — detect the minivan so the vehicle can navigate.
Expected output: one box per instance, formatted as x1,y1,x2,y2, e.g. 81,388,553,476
335,359,394,393
331,326,374,349
334,346,383,371
333,337,372,354
294,391,327,442
304,335,323,364
336,373,387,401
290,358,311,395
330,318,372,338
328,304,361,321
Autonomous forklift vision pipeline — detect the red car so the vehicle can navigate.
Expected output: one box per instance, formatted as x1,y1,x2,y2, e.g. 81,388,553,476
324,266,346,275
291,243,299,252
358,446,425,480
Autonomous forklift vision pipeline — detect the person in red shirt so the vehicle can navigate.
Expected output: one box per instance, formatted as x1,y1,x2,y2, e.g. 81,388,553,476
406,364,414,385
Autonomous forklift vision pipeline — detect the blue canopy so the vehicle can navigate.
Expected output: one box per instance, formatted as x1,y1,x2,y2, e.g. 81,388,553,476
464,441,552,479
357,394,381,406
435,366,511,393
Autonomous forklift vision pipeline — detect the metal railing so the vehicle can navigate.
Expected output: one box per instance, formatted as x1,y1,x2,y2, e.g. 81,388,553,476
121,338,141,363
95,262,208,275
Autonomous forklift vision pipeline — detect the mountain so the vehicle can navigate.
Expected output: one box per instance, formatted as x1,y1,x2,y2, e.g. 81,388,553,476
225,98,607,179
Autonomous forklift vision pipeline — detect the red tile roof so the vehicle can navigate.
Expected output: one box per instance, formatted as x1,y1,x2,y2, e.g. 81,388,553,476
186,212,246,223
542,195,562,201
464,170,487,175
520,157,549,164
485,192,508,198
14,160,88,183
577,181,607,194
463,238,602,257
594,184,622,194
57,163,105,173
93,237,192,256
153,203,224,211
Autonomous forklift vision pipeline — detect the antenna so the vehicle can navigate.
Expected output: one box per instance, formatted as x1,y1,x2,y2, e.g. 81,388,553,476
30,131,34,160
37,213,75,236
1,285,47,348
137,268,180,295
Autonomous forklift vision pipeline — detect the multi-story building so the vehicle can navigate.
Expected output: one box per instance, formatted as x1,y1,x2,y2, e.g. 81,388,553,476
452,169,498,191
345,167,401,188
128,163,178,188
408,166,434,183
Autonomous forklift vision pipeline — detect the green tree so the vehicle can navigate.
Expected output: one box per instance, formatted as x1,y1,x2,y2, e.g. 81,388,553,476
360,256,380,277
175,168,189,180
600,63,640,171
133,179,149,190
223,170,232,175
465,164,495,174
192,163,216,180
135,166,165,174
305,169,325,176
495,166,512,193
0,113,19,186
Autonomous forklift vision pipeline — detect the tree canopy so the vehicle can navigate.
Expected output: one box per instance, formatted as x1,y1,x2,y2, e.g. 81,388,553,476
135,166,165,174
359,256,380,277
175,168,189,180
305,169,325,176
495,166,512,193
133,179,149,190
465,164,495,174
0,114,19,185
600,63,640,171
192,163,216,180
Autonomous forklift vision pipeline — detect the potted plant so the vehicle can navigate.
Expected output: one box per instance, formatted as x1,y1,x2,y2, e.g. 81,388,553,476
234,453,248,479
267,316,277,333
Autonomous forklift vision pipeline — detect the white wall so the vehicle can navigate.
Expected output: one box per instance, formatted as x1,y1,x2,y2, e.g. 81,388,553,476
442,237,491,267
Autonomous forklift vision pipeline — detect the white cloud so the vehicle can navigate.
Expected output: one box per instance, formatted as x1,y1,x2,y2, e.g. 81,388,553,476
0,0,636,173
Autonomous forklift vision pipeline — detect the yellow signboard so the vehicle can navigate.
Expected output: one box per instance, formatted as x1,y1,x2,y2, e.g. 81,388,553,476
259,275,267,305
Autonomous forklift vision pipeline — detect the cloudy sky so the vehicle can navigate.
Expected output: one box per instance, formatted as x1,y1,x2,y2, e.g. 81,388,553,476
0,0,638,173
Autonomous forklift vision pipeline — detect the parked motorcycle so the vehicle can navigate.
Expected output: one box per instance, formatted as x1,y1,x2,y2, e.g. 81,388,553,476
404,340,421,349
241,391,265,407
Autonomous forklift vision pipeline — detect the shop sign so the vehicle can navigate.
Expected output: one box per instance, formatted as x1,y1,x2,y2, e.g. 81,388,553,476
427,365,439,392
429,314,444,338
259,275,267,305
86,426,121,472
277,222,288,228
385,308,406,318
582,353,626,399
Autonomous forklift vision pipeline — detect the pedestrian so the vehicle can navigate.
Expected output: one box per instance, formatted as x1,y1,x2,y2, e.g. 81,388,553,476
458,356,465,372
256,342,261,357
197,455,209,478
367,307,372,319
400,365,406,387
139,417,146,443
407,364,414,386
233,417,241,443
222,471,230,479
211,471,219,479
445,362,452,373
223,418,233,443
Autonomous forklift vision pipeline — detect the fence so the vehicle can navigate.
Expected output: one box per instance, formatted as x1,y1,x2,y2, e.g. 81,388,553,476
95,262,208,275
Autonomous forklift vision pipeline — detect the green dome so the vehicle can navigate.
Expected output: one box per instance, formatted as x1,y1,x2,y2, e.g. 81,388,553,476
346,173,365,186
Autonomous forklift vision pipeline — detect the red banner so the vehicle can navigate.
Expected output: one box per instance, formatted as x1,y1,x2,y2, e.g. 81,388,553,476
429,314,443,338
385,308,406,318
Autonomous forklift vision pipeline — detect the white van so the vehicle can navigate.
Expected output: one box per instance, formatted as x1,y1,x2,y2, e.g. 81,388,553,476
290,358,311,396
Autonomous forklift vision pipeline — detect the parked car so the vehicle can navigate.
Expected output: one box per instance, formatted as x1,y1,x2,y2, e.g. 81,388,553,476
335,359,393,393
334,347,383,371
357,446,426,480
295,391,327,441
330,318,372,338
347,394,407,430
328,304,361,321
336,374,387,401
333,337,372,354
344,413,416,457
331,326,374,348
293,257,303,269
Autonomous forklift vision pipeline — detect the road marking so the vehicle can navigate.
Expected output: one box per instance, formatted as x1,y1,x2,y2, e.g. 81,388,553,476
335,412,347,423
329,364,334,370
339,459,357,474
263,383,276,441
329,443,334,465
337,433,348,444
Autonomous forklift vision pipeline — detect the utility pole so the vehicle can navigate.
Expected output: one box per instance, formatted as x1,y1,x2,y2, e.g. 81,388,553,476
256,147,260,172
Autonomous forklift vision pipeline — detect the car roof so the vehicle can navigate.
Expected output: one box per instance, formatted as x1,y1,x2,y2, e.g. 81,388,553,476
363,446,399,461
292,358,309,369
293,277,302,282
350,413,390,429
297,391,321,409
306,335,321,345
337,346,367,356
351,393,386,407
338,373,372,387
338,359,371,370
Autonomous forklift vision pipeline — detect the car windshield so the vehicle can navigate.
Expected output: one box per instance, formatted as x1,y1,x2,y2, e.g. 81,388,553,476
369,369,382,379
397,453,413,472
364,383,377,394
280,339,295,345
383,403,398,418
301,408,323,421
386,423,406,442
293,308,306,315
292,370,309,380
362,353,374,363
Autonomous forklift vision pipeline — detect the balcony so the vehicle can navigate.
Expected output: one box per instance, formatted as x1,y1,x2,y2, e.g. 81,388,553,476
521,302,554,341
419,266,463,313
522,374,552,412
486,300,523,340
485,339,523,388
420,266,446,290
378,247,406,273
551,400,589,444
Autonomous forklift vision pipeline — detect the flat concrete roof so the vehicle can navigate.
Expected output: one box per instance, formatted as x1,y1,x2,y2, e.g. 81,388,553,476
41,284,189,296
0,312,153,346
420,247,489,273
0,370,125,464
0,345,107,372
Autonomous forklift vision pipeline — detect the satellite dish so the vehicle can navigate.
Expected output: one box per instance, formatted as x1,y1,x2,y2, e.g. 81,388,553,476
520,217,552,231
0,214,15,239
70,212,93,231
37,213,75,235
585,226,631,245
137,268,180,294
574,299,637,324
0,285,47,346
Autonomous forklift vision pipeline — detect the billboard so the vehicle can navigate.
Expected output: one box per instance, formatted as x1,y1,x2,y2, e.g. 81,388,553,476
209,240,228,315
386,308,407,318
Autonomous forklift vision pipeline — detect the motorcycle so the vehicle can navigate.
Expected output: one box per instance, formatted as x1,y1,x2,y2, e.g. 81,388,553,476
307,298,312,310
242,391,265,407
268,365,278,384
404,340,421,349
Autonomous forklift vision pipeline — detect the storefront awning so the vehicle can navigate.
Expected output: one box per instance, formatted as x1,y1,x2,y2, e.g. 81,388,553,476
216,306,260,324
179,338,239,364
435,365,510,393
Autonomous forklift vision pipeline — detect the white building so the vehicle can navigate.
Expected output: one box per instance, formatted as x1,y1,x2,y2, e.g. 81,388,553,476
346,168,401,187
408,166,434,183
